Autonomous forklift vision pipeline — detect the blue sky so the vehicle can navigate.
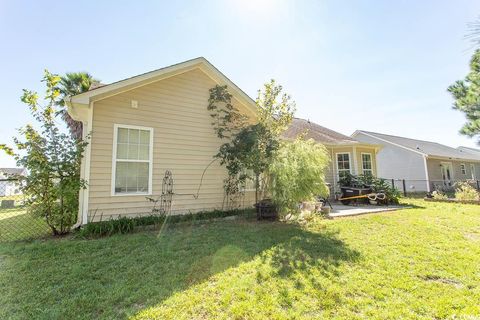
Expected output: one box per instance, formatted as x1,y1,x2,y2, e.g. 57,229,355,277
1,0,480,167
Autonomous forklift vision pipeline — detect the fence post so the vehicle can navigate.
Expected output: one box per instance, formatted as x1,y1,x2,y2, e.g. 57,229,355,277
477,180,480,191
391,179,395,190
402,179,407,197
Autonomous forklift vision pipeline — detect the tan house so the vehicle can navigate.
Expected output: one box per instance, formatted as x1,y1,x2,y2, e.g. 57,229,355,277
283,118,381,188
67,57,260,224
67,58,380,225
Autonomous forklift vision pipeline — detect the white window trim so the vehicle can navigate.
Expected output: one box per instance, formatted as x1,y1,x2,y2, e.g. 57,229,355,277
335,152,352,177
361,152,374,175
460,163,466,175
111,124,154,196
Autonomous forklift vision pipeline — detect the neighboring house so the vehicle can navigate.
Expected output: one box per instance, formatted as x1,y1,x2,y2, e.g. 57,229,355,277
66,57,258,224
0,168,26,196
458,146,480,158
283,118,381,188
352,131,480,192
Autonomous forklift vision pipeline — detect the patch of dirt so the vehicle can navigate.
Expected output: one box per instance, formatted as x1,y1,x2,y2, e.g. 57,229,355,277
420,275,463,288
464,232,480,242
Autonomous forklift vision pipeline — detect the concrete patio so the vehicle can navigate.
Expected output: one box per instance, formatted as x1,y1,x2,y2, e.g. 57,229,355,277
328,203,406,218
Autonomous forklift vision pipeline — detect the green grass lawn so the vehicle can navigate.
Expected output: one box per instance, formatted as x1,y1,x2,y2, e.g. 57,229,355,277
0,207,51,242
0,199,479,319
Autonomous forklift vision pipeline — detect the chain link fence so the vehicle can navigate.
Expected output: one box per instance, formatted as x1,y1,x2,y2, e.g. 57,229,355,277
0,179,51,242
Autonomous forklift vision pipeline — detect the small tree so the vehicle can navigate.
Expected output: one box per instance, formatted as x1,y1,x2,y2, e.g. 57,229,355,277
0,70,88,235
268,138,330,214
208,80,295,203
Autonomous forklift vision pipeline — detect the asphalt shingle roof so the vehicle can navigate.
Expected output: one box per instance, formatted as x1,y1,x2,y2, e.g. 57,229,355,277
0,168,25,175
359,131,480,161
283,118,359,145
457,146,480,157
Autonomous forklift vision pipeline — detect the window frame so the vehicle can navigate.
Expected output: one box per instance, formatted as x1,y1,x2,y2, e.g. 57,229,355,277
336,152,352,177
460,163,466,175
361,152,373,176
111,124,154,196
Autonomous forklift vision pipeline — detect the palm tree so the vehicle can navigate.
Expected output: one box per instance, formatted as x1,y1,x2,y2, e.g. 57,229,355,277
55,72,100,140
467,17,480,47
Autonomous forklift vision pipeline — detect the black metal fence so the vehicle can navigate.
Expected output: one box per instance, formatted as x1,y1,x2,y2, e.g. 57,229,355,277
0,179,50,242
388,178,480,196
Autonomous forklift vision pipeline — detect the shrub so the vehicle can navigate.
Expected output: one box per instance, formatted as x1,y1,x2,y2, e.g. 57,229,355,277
268,138,330,215
455,182,480,201
342,174,401,205
1,71,88,235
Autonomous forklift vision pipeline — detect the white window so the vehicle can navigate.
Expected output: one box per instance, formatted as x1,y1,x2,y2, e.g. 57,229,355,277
471,164,476,180
112,124,153,195
336,153,351,176
361,153,373,175
460,164,466,175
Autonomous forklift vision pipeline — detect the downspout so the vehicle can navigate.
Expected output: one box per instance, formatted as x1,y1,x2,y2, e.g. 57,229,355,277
423,155,431,192
68,98,93,228
72,118,88,229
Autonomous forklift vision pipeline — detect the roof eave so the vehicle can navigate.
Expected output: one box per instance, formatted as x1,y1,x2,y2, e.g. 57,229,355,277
69,57,258,119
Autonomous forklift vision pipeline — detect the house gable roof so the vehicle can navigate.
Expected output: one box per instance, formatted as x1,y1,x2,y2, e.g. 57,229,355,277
0,168,26,176
457,146,480,157
68,57,257,117
283,118,363,145
354,130,480,161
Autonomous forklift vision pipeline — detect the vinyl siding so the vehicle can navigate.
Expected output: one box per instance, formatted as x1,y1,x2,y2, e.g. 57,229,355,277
354,132,429,191
87,68,255,220
427,158,480,185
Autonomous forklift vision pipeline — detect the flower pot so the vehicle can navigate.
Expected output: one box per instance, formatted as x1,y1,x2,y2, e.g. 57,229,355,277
254,199,278,220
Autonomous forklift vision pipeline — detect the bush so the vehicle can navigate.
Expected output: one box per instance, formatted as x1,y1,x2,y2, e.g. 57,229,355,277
268,138,330,215
455,182,480,201
432,190,448,200
1,71,88,235
342,174,401,205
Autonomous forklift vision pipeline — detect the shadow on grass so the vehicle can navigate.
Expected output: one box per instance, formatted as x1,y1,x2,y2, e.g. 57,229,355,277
263,229,360,280
0,216,359,319
399,201,426,209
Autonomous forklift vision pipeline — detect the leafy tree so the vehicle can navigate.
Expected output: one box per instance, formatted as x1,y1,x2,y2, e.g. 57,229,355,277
208,80,296,203
0,70,88,235
268,138,330,214
448,49,480,141
55,72,99,140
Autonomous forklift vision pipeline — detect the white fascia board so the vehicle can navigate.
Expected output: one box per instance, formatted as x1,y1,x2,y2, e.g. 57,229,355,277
69,57,258,118
354,131,427,156
427,155,480,163
70,58,205,105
